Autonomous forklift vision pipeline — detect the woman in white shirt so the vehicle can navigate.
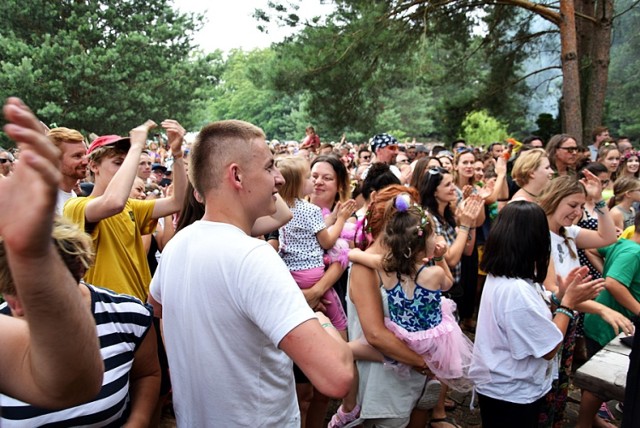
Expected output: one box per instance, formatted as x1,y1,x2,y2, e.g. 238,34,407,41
471,201,604,427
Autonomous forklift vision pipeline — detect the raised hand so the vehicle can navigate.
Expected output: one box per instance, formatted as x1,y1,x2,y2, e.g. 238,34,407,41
130,120,158,149
1,97,61,257
161,119,186,155
579,169,604,201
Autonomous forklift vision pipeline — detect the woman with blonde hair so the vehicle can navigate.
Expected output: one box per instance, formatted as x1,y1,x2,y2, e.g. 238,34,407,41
608,175,640,231
511,149,553,202
597,143,621,202
537,174,630,427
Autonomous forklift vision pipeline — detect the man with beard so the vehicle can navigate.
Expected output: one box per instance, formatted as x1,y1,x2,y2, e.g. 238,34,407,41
47,127,88,215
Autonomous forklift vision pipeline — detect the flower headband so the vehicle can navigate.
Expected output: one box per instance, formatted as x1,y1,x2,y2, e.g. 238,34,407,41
622,150,640,161
394,193,429,236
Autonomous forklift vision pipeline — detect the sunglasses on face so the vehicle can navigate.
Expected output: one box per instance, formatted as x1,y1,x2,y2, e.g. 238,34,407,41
558,146,579,153
360,155,371,160
0,158,12,164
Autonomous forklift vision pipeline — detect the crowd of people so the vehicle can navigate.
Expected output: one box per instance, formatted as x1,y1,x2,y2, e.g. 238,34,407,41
1,97,640,428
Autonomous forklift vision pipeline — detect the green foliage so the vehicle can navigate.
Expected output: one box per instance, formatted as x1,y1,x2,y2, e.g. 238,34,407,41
198,49,310,141
262,0,533,143
460,110,509,146
0,0,221,139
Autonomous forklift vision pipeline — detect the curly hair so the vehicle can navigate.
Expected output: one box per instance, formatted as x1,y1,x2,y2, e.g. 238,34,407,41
359,185,419,249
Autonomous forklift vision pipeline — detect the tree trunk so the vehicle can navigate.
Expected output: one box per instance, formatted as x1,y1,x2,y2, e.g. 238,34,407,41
583,0,613,138
559,0,583,143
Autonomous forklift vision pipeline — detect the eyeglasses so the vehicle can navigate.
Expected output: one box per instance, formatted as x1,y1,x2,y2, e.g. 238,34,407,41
385,144,399,151
0,158,12,164
558,146,579,153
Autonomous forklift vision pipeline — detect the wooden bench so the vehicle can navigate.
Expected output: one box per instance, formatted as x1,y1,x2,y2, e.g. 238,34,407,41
573,333,632,401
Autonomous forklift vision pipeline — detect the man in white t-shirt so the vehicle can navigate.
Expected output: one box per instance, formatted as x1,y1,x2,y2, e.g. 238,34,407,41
47,127,88,215
149,119,353,427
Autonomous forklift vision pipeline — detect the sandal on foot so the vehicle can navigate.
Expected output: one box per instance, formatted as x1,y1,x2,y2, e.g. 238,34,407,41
416,379,442,410
428,416,462,428
327,404,361,428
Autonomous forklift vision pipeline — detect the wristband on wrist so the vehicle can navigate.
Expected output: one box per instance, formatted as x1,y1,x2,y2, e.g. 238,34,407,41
433,256,444,262
555,307,575,320
558,304,574,313
594,200,606,214
172,151,183,159
459,225,471,233
321,322,334,329
551,292,561,306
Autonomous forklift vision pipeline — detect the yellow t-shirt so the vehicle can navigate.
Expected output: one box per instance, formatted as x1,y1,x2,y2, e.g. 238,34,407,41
621,226,636,240
64,197,157,300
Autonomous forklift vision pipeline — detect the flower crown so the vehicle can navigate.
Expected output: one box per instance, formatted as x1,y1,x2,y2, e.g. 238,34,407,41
394,193,429,236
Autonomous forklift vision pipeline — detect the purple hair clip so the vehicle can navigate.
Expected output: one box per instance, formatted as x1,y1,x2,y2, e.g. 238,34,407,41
395,193,411,212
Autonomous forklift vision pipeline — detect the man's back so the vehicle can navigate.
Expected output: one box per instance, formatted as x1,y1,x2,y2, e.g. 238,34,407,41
150,221,314,427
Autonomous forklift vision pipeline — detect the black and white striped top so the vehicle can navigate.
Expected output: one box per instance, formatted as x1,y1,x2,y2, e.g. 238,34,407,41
0,283,153,427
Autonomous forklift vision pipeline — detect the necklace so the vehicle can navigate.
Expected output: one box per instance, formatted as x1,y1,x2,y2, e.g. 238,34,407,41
521,187,539,198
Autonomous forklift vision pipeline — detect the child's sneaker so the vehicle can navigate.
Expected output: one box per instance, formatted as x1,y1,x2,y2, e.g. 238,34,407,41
327,404,361,428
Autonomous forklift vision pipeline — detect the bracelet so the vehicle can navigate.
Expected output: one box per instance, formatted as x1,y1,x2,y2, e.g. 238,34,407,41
551,292,561,306
555,308,575,320
321,322,334,329
459,225,471,233
172,152,183,159
594,200,606,215
433,256,444,262
557,304,574,313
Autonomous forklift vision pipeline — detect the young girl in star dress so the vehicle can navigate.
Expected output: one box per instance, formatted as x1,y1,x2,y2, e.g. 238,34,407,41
356,193,476,389
329,193,478,428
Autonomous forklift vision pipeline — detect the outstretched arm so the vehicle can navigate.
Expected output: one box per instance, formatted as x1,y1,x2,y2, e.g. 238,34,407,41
152,120,188,219
84,120,157,223
0,97,103,408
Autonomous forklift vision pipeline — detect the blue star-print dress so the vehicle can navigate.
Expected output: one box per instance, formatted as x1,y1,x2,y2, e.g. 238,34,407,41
382,266,476,392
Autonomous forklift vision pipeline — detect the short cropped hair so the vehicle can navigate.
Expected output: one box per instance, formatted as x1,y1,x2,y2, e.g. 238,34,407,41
0,217,94,296
512,148,547,187
189,120,265,197
592,126,609,142
480,201,550,283
47,127,85,147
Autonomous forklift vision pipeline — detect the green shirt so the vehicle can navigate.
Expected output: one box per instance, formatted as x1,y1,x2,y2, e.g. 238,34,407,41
584,239,640,346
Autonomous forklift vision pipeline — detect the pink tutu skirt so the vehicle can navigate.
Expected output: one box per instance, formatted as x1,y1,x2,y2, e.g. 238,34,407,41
384,297,475,392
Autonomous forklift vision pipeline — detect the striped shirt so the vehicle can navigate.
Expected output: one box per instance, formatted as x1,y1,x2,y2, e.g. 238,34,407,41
0,283,153,427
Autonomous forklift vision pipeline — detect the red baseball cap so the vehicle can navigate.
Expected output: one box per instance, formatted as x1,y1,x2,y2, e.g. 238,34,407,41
87,135,131,155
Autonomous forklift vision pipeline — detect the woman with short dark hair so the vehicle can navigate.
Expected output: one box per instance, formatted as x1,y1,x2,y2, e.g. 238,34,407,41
471,201,603,427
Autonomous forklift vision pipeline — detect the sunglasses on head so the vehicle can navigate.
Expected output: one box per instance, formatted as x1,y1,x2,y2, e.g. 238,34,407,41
427,167,447,175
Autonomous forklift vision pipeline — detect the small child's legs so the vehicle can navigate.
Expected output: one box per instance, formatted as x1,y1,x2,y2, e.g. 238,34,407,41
291,267,348,332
